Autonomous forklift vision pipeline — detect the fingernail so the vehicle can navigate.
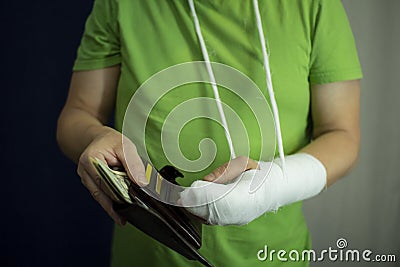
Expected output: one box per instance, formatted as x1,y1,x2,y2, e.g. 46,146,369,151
136,175,148,186
204,174,213,181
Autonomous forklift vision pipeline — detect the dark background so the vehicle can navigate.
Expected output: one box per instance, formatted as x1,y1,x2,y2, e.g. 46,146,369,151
1,1,399,267
1,1,113,266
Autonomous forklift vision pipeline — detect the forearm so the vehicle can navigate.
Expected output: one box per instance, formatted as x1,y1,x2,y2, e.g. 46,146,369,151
300,129,360,187
182,81,360,225
301,80,361,187
57,107,112,163
57,67,120,163
181,153,327,225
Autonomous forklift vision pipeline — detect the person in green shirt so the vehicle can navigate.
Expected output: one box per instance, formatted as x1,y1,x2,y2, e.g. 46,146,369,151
57,0,362,266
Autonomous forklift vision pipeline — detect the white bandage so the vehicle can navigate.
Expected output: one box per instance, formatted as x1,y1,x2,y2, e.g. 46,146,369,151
180,153,327,225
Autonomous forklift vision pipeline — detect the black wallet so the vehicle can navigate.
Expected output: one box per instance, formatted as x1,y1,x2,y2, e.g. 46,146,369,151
90,158,213,267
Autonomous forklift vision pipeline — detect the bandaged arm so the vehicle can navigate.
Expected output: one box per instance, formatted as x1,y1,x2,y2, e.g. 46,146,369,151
180,153,327,226
181,80,360,225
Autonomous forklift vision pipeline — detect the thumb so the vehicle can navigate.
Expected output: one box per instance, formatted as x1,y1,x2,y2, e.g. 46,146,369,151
116,136,147,186
204,156,258,184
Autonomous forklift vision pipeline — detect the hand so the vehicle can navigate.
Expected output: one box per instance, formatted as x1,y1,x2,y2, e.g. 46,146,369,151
180,154,326,226
179,156,259,225
203,156,259,184
77,126,146,225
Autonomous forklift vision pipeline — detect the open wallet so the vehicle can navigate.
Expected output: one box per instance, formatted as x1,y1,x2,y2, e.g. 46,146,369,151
90,157,213,267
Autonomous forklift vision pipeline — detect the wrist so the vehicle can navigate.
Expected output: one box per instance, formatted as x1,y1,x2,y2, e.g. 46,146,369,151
181,153,327,226
85,125,115,142
267,153,327,205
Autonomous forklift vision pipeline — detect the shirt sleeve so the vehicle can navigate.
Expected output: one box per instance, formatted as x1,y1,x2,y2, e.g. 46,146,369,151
309,0,363,84
72,0,120,71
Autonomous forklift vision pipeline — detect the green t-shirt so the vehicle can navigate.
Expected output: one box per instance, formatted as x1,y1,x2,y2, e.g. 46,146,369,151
73,1,362,266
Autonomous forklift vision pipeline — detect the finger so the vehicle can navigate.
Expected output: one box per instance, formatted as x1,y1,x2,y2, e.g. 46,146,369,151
79,153,106,184
204,156,258,184
204,163,229,183
80,154,118,198
117,135,147,186
79,168,126,226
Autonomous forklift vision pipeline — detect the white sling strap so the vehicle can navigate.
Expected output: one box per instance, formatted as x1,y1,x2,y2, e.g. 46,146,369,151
188,0,286,172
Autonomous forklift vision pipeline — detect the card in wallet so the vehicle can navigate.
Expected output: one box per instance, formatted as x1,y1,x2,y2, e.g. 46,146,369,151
90,157,213,267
